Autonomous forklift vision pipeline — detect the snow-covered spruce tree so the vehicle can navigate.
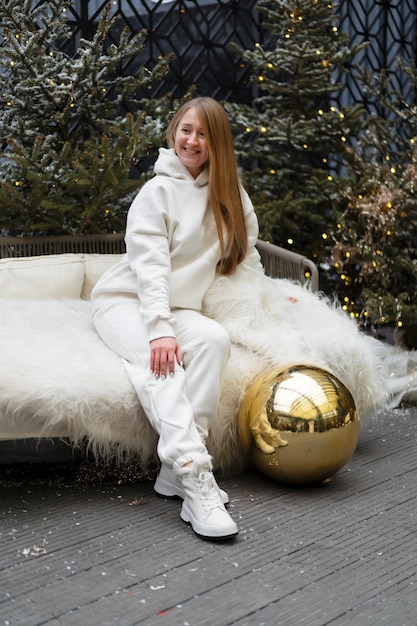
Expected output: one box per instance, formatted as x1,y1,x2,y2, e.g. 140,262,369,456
330,60,417,347
227,0,366,268
0,0,171,235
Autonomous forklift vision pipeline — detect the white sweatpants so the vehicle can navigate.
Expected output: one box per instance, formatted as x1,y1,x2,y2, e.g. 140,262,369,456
93,300,230,468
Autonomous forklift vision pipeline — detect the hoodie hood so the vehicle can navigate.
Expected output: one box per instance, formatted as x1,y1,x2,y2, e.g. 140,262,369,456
154,148,209,187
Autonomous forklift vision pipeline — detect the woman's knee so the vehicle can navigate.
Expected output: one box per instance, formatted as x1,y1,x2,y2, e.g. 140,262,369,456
173,309,231,360
214,323,231,352
202,320,230,358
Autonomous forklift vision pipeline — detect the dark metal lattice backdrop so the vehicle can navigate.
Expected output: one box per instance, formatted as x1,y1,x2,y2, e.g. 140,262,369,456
68,0,261,103
337,0,417,110
15,1,417,106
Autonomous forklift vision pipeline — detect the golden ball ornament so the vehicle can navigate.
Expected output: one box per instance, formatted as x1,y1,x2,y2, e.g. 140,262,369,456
238,365,360,486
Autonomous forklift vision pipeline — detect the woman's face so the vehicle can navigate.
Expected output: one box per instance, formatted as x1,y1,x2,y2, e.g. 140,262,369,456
174,107,209,178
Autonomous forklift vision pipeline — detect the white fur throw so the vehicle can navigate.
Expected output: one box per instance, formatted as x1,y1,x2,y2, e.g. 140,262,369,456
203,265,390,418
0,299,157,465
0,268,396,474
0,298,260,472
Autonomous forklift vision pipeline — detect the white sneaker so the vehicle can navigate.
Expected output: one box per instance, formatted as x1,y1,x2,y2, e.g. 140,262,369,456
177,464,238,540
154,463,229,505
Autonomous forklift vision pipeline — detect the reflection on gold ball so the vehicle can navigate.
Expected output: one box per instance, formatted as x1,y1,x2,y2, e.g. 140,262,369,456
238,365,360,485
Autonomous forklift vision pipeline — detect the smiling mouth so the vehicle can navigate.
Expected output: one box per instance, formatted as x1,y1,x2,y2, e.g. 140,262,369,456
184,147,199,154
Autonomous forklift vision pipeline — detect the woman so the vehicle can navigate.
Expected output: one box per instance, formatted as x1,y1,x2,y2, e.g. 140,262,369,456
92,97,263,540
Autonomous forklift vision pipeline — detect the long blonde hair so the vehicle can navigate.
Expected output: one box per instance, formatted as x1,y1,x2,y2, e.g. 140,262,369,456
166,97,248,275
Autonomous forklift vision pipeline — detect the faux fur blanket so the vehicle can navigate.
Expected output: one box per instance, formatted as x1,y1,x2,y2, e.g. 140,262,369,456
0,298,259,472
0,269,411,474
203,265,390,416
0,299,157,464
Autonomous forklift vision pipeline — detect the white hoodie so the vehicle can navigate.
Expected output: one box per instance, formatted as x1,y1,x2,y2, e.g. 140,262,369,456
91,148,262,341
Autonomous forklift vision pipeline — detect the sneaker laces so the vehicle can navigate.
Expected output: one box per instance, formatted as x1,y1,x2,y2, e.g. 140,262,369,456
197,471,224,511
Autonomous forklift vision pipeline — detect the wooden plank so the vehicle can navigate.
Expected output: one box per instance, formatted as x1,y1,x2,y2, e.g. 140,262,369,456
1,406,417,625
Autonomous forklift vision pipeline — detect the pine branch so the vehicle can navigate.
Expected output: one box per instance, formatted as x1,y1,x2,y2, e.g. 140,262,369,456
0,0,172,236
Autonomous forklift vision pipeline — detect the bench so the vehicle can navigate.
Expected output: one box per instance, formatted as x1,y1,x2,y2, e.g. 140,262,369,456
0,235,318,467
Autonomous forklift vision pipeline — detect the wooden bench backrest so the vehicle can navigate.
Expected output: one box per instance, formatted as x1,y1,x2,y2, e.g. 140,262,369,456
0,234,319,290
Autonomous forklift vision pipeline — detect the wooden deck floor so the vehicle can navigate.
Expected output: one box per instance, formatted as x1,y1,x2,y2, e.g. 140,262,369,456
1,405,417,626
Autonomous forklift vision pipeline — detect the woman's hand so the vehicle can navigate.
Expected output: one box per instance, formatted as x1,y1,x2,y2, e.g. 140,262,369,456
150,336,183,380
